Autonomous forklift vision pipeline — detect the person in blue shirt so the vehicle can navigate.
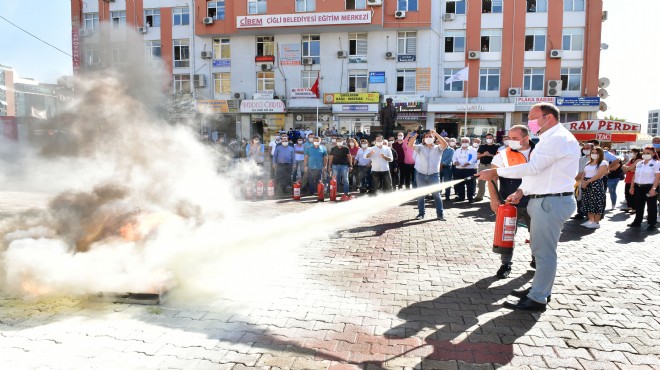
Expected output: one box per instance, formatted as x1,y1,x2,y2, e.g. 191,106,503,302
272,135,295,195
304,137,329,195
440,138,456,200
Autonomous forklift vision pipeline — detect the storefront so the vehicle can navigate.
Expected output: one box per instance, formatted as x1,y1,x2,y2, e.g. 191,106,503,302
428,101,514,139
564,119,641,148
197,99,241,141
513,97,599,137
287,93,331,136
324,93,380,136
383,95,427,136
239,99,286,142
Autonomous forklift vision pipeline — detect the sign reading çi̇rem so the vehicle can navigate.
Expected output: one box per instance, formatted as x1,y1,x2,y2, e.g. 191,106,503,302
323,93,380,104
237,11,371,29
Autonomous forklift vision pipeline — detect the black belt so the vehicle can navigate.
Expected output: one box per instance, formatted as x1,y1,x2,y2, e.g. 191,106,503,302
529,192,574,199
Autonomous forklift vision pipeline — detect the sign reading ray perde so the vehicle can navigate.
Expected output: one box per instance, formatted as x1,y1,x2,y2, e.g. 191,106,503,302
323,93,380,104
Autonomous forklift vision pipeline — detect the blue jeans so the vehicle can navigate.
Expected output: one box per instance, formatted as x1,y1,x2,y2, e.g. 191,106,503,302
307,168,322,195
606,178,620,208
440,166,453,199
292,160,304,182
526,195,576,304
332,164,350,194
416,172,443,217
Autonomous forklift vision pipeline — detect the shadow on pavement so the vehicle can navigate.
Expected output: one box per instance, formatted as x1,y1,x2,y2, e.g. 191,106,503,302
339,218,438,239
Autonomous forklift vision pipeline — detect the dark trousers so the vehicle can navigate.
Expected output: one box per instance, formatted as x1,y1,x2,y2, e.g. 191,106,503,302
624,182,635,209
307,168,322,195
400,163,414,189
632,184,658,226
440,165,453,200
371,171,392,195
391,167,400,189
275,163,293,193
453,168,476,200
356,165,372,191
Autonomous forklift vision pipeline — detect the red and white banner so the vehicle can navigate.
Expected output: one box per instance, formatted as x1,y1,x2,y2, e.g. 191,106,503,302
71,16,81,73
563,120,641,133
237,11,371,29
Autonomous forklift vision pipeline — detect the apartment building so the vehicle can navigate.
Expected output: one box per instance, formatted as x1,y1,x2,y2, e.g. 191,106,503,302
70,0,605,141
648,109,659,137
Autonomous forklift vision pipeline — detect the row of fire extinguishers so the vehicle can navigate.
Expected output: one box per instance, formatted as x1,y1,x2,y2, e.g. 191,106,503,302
243,177,353,202
245,179,276,201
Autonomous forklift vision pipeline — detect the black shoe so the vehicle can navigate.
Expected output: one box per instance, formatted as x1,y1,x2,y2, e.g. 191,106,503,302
503,296,547,312
628,223,642,227
415,214,424,220
468,199,475,203
425,194,433,200
454,197,465,202
510,287,551,303
647,225,657,231
437,215,446,221
530,259,536,269
496,264,511,279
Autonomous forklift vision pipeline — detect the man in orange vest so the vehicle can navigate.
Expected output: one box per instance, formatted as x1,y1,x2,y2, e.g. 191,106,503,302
487,125,535,278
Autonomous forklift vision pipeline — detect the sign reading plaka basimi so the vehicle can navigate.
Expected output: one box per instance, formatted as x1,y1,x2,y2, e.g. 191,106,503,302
237,11,371,28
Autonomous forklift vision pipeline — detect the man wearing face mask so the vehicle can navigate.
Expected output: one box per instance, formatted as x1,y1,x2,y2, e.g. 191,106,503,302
292,138,306,183
366,135,394,195
391,133,407,190
498,135,510,153
272,135,296,195
354,139,373,193
487,125,535,278
407,130,448,220
478,103,579,312
304,136,328,196
440,138,456,201
328,137,353,195
452,137,479,202
476,134,501,201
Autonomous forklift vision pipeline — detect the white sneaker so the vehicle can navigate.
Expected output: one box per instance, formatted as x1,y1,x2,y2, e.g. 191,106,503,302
581,221,593,227
585,222,600,229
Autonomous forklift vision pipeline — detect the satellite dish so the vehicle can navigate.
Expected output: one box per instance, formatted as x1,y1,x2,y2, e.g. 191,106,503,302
598,77,610,88
599,101,608,112
598,89,609,99
600,43,609,50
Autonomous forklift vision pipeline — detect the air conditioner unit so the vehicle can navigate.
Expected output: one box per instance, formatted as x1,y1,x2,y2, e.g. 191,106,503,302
233,92,245,99
260,63,273,71
203,17,214,25
395,11,406,18
385,51,395,60
194,74,206,88
78,29,91,37
549,49,562,59
337,51,348,58
468,51,480,60
201,51,212,59
547,80,562,96
302,58,314,65
508,87,521,97
601,10,608,21
367,0,383,5
137,27,148,34
443,13,455,21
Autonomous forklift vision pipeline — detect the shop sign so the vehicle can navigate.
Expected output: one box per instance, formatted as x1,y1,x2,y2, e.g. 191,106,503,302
279,43,301,65
369,72,385,83
515,97,555,106
237,11,371,29
197,100,230,114
349,56,367,64
71,18,81,73
398,54,416,62
416,68,431,91
555,97,600,107
563,120,641,133
341,105,369,112
428,102,515,112
596,133,612,141
255,55,275,63
213,59,231,67
324,92,380,104
383,96,425,112
397,112,427,120
253,90,274,100
240,100,286,113
572,133,638,143
290,88,317,99
456,105,485,111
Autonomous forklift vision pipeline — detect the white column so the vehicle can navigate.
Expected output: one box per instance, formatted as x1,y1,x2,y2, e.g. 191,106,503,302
426,112,435,130
505,112,512,131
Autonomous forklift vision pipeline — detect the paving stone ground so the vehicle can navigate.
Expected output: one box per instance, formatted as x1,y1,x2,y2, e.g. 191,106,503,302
1,187,659,370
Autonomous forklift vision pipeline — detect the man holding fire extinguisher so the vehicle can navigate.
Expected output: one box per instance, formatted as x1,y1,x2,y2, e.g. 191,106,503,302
478,103,580,312
487,125,535,279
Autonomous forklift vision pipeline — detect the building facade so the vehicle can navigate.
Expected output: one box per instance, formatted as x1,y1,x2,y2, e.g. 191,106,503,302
70,0,605,142
648,109,659,137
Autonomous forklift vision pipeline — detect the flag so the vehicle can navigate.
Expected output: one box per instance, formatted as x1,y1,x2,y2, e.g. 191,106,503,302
310,73,320,98
31,107,47,120
444,66,469,85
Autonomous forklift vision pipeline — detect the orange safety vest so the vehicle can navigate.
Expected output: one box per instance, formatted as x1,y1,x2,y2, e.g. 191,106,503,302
500,147,529,167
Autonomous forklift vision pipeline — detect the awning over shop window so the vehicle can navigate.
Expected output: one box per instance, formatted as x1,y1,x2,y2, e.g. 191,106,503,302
397,112,427,120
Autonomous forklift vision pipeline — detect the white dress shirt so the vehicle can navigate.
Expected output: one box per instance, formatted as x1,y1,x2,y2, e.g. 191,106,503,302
634,159,660,184
368,146,393,172
452,146,478,169
496,123,580,195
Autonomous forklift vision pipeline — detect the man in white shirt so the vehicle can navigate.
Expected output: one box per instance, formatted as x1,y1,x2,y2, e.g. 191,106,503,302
452,137,479,202
478,103,580,312
354,138,373,193
408,130,448,220
365,135,394,195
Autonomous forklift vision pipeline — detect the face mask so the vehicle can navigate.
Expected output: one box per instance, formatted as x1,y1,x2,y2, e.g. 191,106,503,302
282,142,289,146
276,138,281,143
590,154,598,160
308,137,313,142
653,143,660,149
253,139,259,143
313,141,320,146
472,143,480,148
297,141,303,144
528,116,549,134
503,140,510,147
424,138,434,145
361,143,367,149
509,140,523,150
582,149,591,155
397,136,404,141
642,154,653,160
375,141,383,147
449,141,457,147
337,141,343,146
486,139,493,144
331,139,337,143
461,143,469,148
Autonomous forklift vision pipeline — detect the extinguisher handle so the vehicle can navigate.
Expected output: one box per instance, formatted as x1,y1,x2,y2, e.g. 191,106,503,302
490,180,507,204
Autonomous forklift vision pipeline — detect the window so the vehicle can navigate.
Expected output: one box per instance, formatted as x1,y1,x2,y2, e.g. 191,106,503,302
396,69,416,92
349,33,368,57
346,0,366,10
479,68,500,91
296,0,316,12
248,0,267,14
397,0,418,11
444,68,464,92
214,73,231,97
561,67,581,91
145,41,161,58
85,44,101,66
444,30,465,53
112,46,127,65
173,39,190,68
480,29,502,52
257,72,275,91
482,0,503,13
173,7,190,25
564,0,585,11
173,74,191,94
144,9,160,27
524,28,546,51
560,113,579,122
348,70,368,93
301,71,317,89
213,38,230,59
111,11,126,28
397,31,417,55
256,36,275,56
446,0,466,14
523,68,544,91
208,2,225,20
526,0,547,12
83,13,99,30
302,35,321,64
562,28,584,51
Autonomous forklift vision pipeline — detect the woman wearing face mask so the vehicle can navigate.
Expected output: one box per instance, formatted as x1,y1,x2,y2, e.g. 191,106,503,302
628,146,660,230
347,138,360,190
579,146,609,229
621,149,642,213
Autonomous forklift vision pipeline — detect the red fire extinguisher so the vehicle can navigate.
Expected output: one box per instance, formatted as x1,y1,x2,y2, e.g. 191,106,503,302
255,179,264,200
267,179,275,199
317,180,325,202
329,177,337,201
246,181,253,200
492,180,517,254
293,181,301,200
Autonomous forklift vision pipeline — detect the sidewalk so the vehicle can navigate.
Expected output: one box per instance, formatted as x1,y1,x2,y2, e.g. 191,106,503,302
0,188,659,370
